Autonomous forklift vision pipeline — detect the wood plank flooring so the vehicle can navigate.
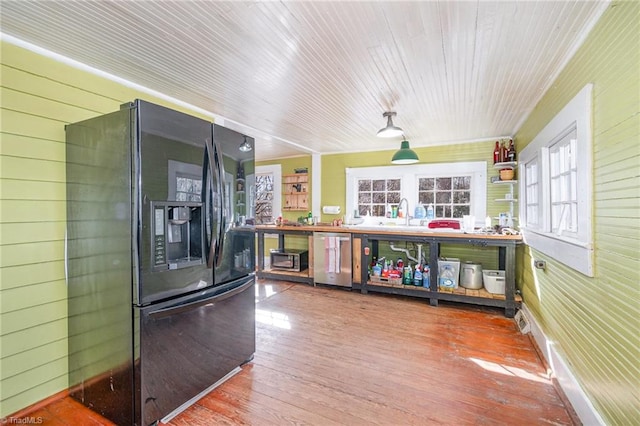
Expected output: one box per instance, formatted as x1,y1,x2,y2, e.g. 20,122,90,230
14,279,578,425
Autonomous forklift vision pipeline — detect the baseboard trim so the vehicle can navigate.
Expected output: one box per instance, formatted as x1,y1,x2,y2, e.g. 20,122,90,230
7,388,68,420
521,303,605,426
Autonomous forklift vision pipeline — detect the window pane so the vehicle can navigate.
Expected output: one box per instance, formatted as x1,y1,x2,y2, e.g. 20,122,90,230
419,178,434,190
372,180,386,191
453,176,470,190
387,192,401,204
386,179,401,191
436,192,451,204
359,192,371,203
453,191,470,204
372,205,386,217
372,193,386,203
358,180,372,191
436,178,452,190
419,193,434,204
453,205,470,217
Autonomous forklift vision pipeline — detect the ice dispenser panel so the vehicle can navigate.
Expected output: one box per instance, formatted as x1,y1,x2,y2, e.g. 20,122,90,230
152,201,204,270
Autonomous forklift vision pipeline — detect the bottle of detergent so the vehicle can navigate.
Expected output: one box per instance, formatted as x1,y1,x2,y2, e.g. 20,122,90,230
426,204,435,220
413,264,423,286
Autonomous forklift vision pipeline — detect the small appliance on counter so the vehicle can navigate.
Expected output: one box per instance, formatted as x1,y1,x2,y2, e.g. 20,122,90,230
270,248,309,272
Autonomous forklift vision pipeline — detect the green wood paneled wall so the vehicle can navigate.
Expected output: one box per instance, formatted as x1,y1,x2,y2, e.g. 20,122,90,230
0,41,212,416
514,2,639,424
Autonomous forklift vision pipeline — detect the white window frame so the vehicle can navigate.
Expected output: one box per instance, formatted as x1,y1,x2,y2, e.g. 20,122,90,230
518,84,594,277
255,164,282,224
346,162,486,226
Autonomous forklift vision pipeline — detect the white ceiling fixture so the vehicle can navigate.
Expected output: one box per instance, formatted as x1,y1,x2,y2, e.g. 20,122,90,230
0,1,610,161
239,136,252,153
377,112,404,138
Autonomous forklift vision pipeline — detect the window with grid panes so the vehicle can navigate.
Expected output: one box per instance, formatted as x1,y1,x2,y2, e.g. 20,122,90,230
550,128,578,237
346,162,486,222
417,176,471,218
518,84,593,276
357,178,401,217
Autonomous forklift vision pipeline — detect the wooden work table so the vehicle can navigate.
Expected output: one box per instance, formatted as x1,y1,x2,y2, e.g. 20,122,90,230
256,224,522,317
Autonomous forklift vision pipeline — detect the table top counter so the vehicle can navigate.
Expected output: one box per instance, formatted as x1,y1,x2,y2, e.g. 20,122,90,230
256,224,522,241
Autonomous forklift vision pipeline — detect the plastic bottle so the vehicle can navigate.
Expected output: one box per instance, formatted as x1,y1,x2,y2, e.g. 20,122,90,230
426,204,435,220
415,204,426,219
413,265,423,286
403,264,413,285
439,265,455,289
422,265,430,288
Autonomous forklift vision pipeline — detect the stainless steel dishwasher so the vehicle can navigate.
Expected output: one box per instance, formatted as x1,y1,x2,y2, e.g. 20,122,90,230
313,232,352,287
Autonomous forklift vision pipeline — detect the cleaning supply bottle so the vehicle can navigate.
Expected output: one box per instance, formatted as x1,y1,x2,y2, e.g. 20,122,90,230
413,264,423,286
415,204,426,219
426,204,435,220
422,265,430,288
403,264,413,285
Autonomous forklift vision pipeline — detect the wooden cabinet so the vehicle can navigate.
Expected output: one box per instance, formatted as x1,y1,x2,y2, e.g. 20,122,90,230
282,173,308,211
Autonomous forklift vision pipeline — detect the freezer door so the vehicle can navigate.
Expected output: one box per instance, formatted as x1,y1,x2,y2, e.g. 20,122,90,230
135,277,255,425
135,100,213,305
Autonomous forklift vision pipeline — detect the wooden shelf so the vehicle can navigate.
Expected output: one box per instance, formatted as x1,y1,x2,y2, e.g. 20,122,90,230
366,280,522,302
494,161,517,169
283,173,309,211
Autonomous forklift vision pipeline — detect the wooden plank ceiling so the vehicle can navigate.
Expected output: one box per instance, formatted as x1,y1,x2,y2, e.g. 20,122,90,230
0,1,609,161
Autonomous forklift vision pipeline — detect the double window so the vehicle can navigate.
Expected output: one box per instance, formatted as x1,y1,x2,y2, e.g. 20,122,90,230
346,162,486,222
519,84,593,276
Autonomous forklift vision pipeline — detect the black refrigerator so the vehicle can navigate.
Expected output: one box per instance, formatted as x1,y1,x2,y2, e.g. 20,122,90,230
65,100,256,425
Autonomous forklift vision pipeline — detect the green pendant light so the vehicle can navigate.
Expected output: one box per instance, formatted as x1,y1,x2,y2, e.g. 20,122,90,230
391,140,419,164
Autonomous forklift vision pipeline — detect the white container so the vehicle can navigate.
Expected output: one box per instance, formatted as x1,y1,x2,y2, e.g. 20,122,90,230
438,258,460,289
483,270,505,294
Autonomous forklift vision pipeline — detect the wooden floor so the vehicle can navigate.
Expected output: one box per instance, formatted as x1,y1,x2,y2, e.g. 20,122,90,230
17,279,578,425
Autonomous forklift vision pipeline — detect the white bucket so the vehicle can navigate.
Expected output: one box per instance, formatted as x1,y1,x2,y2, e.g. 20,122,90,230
483,270,505,294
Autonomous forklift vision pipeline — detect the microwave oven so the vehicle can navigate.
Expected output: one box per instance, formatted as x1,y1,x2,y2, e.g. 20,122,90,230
270,249,309,272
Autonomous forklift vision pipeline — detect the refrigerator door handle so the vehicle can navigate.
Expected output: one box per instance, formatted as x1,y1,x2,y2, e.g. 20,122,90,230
213,141,226,268
148,278,253,319
204,139,216,268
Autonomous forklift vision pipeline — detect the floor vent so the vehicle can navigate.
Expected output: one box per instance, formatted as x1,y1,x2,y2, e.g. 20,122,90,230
515,310,531,334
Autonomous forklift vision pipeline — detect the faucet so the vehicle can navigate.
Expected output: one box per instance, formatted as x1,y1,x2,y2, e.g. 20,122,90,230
398,198,410,226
